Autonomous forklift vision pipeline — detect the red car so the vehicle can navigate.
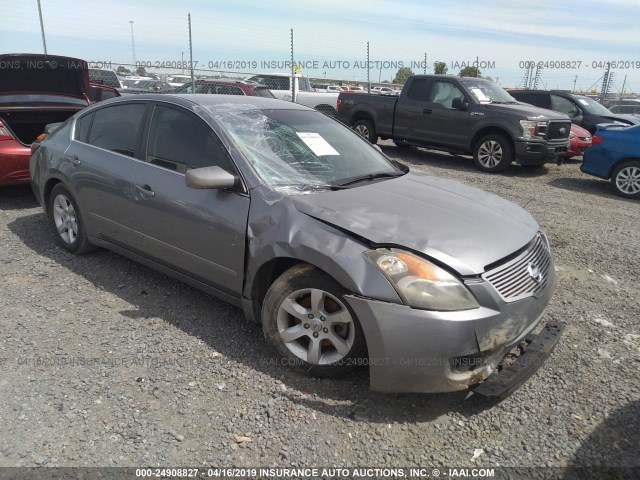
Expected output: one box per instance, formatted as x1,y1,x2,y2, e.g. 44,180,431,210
565,124,592,158
0,54,92,185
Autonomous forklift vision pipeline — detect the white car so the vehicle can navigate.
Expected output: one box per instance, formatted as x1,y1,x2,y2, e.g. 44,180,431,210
246,73,340,116
166,74,195,87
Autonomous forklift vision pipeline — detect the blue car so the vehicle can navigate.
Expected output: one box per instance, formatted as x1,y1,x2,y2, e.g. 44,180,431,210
581,124,640,199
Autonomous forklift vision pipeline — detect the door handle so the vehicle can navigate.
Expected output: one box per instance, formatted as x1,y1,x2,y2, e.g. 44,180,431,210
63,155,81,166
422,108,432,114
134,184,155,198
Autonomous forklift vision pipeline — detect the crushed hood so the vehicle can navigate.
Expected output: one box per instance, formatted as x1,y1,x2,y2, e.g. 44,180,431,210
292,171,539,275
0,54,89,99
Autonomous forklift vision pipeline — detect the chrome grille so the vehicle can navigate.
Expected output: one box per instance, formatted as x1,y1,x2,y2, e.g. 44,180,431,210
483,232,552,302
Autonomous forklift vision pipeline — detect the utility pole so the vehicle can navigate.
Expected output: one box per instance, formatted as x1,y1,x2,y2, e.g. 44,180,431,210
573,75,578,92
366,42,370,93
129,20,136,68
188,14,194,91
37,0,48,54
423,52,427,75
290,29,296,103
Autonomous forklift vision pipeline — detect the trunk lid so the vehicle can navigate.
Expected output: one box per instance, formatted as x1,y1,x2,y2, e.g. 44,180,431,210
0,54,89,100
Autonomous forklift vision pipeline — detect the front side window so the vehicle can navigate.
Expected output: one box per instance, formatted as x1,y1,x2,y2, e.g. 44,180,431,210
551,95,580,117
146,105,232,173
87,103,146,156
430,81,465,108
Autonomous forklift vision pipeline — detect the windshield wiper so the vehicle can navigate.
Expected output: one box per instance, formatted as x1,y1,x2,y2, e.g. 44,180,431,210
335,171,404,188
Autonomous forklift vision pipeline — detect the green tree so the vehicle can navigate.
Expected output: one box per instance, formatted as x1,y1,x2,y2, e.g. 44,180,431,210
136,66,147,76
459,66,481,77
393,67,415,84
116,66,131,75
433,61,448,75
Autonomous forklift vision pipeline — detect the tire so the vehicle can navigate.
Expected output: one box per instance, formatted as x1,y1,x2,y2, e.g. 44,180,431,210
352,119,377,144
473,134,514,172
262,264,367,378
47,184,94,254
611,160,640,199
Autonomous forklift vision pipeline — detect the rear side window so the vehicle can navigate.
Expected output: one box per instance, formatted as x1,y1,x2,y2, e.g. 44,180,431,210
213,84,244,95
405,79,430,102
515,93,550,109
249,75,290,90
87,104,147,156
146,105,233,173
253,87,275,98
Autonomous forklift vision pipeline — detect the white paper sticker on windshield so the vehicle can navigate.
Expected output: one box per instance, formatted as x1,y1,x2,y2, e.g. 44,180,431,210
578,99,589,105
470,87,491,102
296,132,340,156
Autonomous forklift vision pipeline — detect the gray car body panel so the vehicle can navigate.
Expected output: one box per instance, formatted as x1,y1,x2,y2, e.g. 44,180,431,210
290,170,539,276
30,94,556,394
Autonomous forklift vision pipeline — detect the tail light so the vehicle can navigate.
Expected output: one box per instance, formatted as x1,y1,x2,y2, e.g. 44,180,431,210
592,136,604,144
0,121,14,141
336,99,342,113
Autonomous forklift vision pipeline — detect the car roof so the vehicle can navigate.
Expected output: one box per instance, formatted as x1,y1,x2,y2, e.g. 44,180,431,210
90,93,312,111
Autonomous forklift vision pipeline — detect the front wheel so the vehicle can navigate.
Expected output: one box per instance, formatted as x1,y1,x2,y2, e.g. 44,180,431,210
352,119,377,144
611,161,640,198
473,134,513,172
262,264,367,378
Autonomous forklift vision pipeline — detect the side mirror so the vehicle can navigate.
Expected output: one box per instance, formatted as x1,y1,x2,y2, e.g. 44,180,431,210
452,97,468,110
185,166,238,190
573,115,584,124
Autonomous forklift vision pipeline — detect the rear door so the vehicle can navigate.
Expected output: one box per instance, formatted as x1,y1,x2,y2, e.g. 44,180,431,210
65,102,148,246
127,102,250,295
393,77,433,141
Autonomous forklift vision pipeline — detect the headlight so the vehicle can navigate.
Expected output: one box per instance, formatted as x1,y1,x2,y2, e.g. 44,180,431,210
569,133,576,139
520,119,548,139
364,248,479,311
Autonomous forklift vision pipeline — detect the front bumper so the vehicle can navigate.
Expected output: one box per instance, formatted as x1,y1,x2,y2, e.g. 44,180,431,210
344,266,556,394
514,140,569,165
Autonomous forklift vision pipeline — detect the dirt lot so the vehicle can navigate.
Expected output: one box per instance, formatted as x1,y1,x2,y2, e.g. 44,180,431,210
0,145,638,474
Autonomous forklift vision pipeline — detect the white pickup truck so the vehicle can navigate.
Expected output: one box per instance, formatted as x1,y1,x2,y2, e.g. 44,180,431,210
245,73,340,116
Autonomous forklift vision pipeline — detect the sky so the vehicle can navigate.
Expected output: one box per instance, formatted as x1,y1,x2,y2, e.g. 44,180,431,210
2,0,640,92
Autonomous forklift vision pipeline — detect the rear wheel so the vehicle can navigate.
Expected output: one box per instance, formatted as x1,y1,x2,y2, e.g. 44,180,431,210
47,184,94,254
352,119,377,144
262,264,367,378
473,134,513,172
611,160,640,198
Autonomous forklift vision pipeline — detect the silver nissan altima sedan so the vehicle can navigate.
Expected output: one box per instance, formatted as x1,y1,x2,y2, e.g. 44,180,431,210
30,94,563,399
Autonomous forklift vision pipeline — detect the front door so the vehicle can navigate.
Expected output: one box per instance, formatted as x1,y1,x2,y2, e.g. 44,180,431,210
128,103,250,295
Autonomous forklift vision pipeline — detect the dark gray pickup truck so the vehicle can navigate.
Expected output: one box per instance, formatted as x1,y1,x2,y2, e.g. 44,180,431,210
336,75,571,172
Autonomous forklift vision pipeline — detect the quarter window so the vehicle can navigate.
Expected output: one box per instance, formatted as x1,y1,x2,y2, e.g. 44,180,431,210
74,112,94,143
405,79,430,102
146,105,233,173
87,104,146,156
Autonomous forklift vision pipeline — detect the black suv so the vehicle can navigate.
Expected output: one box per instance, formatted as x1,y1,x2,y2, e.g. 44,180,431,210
509,90,639,135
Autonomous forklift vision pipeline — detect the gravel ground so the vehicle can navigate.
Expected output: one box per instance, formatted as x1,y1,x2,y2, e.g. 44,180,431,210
0,146,638,475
